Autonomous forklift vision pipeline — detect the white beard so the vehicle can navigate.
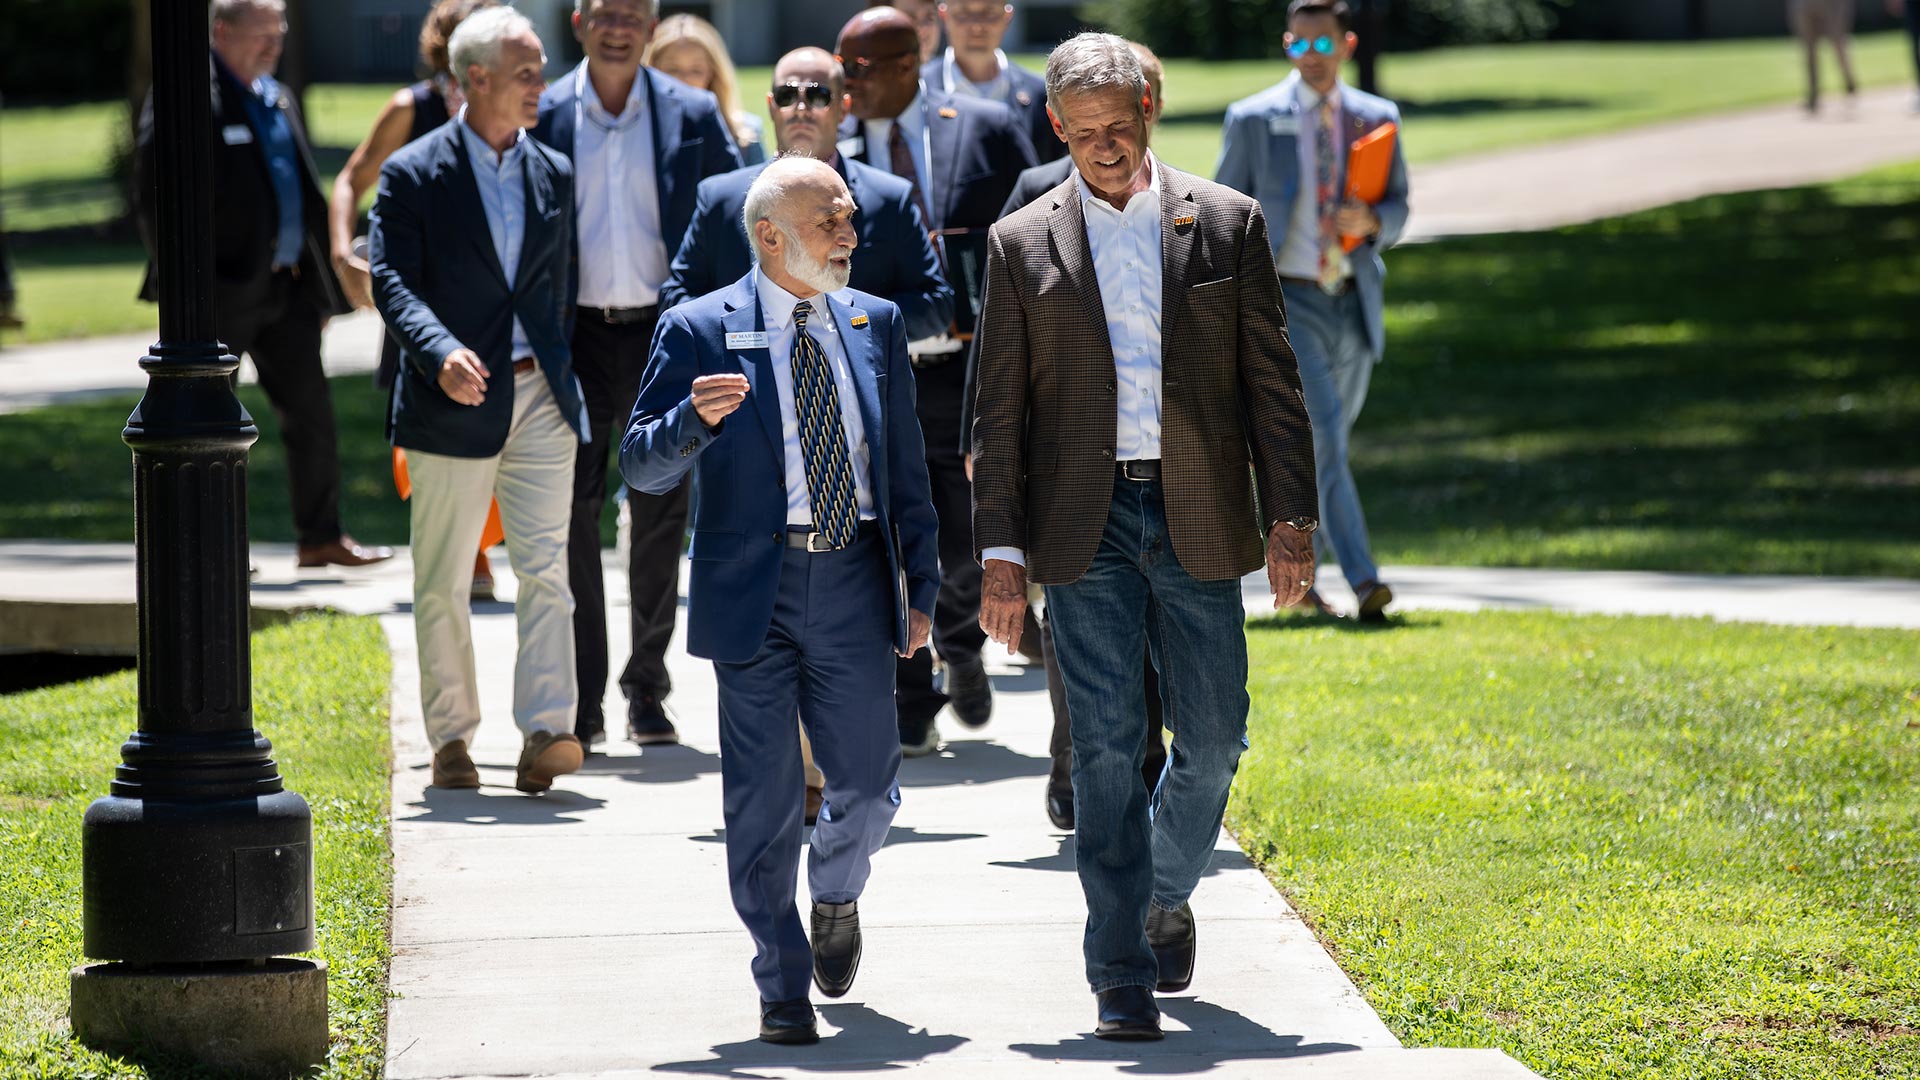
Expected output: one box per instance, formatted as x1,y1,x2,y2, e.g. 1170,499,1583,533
779,225,853,295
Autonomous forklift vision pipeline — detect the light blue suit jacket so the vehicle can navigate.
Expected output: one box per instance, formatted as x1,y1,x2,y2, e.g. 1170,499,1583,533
1215,73,1410,360
619,273,942,663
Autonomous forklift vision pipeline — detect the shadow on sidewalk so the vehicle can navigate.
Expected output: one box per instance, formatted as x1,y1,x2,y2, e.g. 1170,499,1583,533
651,1001,968,1075
688,825,987,846
991,837,1245,880
579,743,723,785
399,784,607,825
897,738,1049,787
1010,997,1361,1073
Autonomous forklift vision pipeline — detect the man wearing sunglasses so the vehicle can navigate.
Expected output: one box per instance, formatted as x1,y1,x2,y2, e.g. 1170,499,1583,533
1216,0,1408,624
923,1,1065,164
834,6,1038,758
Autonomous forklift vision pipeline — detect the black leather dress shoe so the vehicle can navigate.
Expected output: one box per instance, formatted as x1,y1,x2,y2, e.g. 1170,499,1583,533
810,900,862,998
627,694,680,745
944,656,992,728
1045,787,1075,832
1147,901,1197,992
1094,986,1163,1040
758,998,819,1044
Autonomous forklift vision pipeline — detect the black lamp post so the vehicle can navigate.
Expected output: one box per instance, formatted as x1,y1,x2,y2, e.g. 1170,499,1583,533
69,0,326,1072
1354,0,1382,96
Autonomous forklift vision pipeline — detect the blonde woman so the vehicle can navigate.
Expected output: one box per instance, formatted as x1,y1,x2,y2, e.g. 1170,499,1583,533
644,14,766,164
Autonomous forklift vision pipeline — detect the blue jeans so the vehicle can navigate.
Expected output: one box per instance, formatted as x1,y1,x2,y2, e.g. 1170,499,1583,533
1281,281,1379,589
1044,475,1251,992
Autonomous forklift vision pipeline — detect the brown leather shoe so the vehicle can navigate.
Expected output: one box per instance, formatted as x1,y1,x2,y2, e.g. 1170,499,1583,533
516,731,583,794
471,550,495,602
1292,588,1342,619
1355,580,1394,623
804,784,824,827
297,535,395,568
431,740,481,789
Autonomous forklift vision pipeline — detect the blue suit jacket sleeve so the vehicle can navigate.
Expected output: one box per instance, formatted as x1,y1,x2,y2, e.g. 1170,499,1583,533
369,157,462,378
889,193,955,342
619,308,720,495
661,179,723,313
881,306,941,616
697,103,746,188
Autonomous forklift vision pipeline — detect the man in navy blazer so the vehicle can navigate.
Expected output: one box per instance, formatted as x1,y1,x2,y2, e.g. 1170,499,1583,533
530,0,744,754
371,8,589,795
1216,0,1410,623
835,7,1037,755
621,158,939,1045
922,1,1065,164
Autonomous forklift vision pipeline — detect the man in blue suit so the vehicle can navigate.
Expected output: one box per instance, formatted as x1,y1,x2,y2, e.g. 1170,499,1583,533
622,157,940,1045
836,6,1037,755
531,0,743,752
923,1,1065,164
1216,0,1409,623
371,8,589,795
661,47,953,342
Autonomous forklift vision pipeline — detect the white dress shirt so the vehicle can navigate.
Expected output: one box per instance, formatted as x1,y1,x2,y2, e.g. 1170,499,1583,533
981,154,1165,571
456,110,531,359
572,62,668,308
756,270,877,527
862,88,932,212
939,47,1013,103
1276,79,1345,282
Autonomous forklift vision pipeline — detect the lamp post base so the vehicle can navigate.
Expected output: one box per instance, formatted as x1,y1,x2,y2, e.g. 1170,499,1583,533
70,958,327,1077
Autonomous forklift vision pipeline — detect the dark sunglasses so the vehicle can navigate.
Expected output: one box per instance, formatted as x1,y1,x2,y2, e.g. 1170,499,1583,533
1284,34,1339,58
771,82,835,109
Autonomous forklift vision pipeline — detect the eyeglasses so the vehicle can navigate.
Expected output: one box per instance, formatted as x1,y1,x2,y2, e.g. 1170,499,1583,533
587,11,647,31
1284,34,1339,58
837,49,916,80
772,82,835,110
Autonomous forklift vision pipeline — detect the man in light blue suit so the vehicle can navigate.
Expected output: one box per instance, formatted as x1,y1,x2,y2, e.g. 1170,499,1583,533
621,156,940,1046
1216,0,1409,622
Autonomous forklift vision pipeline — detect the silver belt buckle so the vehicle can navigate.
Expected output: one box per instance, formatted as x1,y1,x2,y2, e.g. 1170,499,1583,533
805,531,835,552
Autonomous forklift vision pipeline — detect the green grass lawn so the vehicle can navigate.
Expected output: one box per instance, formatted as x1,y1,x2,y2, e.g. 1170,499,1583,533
1231,608,1920,1080
1352,159,1920,577
3,32,1913,344
0,614,392,1077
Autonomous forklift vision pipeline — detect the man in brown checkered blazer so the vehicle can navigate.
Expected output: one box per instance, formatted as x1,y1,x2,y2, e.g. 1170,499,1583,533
970,32,1320,1041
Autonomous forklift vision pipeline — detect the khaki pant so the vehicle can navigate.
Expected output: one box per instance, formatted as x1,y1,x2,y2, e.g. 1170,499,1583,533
408,369,579,750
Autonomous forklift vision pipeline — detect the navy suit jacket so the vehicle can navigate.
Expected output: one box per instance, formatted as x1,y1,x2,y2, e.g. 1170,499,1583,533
658,156,954,341
370,122,587,458
531,63,745,274
835,87,1037,235
920,56,1065,165
619,274,941,663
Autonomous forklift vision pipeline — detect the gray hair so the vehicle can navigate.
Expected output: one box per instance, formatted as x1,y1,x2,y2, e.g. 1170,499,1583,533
1043,32,1146,123
742,154,828,263
576,0,660,19
210,0,284,29
448,6,536,93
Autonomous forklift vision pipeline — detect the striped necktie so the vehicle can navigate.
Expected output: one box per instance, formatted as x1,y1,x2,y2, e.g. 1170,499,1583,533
790,302,861,548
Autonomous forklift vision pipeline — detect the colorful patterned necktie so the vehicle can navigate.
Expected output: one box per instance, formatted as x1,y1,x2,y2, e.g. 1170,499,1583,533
1314,96,1351,293
790,302,861,548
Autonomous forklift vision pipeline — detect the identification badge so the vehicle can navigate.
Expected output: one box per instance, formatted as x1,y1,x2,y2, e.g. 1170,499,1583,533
849,314,869,328
1173,215,1195,228
1267,114,1299,137
222,124,255,145
725,331,769,350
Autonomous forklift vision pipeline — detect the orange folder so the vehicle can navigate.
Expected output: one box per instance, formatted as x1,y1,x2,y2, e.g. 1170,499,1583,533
1340,121,1398,253
393,447,505,550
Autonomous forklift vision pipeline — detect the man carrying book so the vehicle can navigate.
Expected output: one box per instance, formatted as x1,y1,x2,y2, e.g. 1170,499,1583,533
1216,0,1408,622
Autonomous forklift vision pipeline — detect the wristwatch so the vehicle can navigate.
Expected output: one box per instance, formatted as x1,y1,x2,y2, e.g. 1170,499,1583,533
1282,516,1318,534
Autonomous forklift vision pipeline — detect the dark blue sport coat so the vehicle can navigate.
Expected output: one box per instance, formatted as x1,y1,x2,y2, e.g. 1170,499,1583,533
619,273,941,663
834,87,1037,236
919,56,1065,166
657,156,954,342
369,122,587,458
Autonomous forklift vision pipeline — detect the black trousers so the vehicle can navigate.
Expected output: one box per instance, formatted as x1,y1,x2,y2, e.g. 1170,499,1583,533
569,310,687,731
1044,615,1166,797
223,270,341,548
895,357,989,725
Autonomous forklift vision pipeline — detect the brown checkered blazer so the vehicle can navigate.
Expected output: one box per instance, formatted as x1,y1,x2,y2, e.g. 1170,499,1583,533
969,161,1316,585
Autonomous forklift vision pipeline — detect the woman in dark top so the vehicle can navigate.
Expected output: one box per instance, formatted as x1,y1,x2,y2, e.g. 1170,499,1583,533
327,0,502,597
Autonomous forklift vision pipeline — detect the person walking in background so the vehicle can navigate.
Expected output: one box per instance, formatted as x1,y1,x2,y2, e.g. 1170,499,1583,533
835,5,1037,756
1790,0,1860,113
971,33,1318,1039
1216,0,1408,622
531,0,743,753
879,0,945,64
329,0,501,599
1892,0,1920,110
370,7,587,795
621,157,940,1045
645,14,768,165
134,0,392,570
926,1,1065,164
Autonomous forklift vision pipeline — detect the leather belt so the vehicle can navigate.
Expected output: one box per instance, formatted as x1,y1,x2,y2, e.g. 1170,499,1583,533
512,357,537,375
785,520,878,552
1118,459,1161,482
587,304,658,325
1279,274,1355,296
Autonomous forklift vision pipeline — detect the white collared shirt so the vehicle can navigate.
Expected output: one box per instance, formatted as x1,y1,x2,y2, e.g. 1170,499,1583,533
1277,79,1344,282
572,61,668,307
755,269,877,527
862,87,932,212
940,47,1013,103
980,154,1164,571
456,109,531,359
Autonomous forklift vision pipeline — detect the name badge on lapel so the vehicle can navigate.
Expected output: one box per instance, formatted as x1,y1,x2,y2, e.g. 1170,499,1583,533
849,314,869,329
725,331,769,350
1173,215,1196,229
1267,114,1299,137
222,124,254,145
